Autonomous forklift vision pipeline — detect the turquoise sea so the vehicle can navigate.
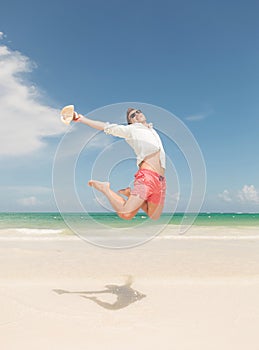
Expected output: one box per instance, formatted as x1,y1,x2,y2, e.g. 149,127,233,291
0,212,258,248
0,212,259,230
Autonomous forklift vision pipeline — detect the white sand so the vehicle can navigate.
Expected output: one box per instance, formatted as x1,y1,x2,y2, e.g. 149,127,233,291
1,234,259,350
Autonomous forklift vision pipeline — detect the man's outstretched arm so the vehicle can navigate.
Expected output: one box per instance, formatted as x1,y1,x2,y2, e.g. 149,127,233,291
75,113,132,139
74,113,106,130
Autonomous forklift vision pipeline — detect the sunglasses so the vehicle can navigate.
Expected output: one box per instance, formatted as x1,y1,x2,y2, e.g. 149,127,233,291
130,110,142,119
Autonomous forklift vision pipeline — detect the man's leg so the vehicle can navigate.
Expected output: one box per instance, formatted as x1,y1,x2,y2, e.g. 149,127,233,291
145,202,164,220
118,187,149,214
88,180,145,220
118,188,163,219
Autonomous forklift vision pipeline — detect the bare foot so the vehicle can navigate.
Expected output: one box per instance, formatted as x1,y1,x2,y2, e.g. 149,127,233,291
88,180,110,193
118,187,131,197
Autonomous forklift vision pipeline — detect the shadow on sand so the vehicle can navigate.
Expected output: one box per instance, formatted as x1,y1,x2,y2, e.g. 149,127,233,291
53,275,146,310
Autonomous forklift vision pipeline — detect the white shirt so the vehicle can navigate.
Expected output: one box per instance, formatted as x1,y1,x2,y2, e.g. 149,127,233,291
104,122,166,169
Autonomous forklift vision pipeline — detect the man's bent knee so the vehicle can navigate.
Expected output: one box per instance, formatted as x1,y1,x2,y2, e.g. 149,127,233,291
147,204,163,220
118,212,136,220
148,213,161,220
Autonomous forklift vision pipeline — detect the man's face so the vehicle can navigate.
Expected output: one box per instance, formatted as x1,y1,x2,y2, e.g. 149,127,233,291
128,109,146,124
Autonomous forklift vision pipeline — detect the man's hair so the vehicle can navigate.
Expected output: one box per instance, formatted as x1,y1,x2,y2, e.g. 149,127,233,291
126,108,135,125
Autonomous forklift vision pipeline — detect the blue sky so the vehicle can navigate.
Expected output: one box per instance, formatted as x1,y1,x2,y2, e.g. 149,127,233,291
0,0,258,212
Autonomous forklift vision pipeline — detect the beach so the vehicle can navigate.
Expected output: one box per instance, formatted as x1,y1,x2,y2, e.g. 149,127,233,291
1,216,259,350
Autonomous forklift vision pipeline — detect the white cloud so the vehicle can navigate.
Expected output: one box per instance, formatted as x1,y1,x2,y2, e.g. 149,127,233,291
0,44,66,157
0,186,56,211
17,196,39,207
237,185,259,204
185,114,206,121
0,32,4,40
165,192,180,203
218,189,232,202
218,185,259,205
185,107,214,122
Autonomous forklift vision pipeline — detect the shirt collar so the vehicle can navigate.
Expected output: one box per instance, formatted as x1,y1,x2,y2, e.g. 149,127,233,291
133,122,153,129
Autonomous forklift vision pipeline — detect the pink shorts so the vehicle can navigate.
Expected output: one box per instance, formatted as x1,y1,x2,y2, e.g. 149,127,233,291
131,169,166,205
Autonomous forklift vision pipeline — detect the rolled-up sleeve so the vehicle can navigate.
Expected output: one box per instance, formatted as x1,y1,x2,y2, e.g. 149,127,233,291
104,123,132,139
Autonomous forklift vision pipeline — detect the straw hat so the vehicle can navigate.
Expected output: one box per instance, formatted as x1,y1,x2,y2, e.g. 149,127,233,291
60,105,78,125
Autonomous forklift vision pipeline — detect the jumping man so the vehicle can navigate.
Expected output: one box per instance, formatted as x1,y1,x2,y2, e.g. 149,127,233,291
74,108,166,220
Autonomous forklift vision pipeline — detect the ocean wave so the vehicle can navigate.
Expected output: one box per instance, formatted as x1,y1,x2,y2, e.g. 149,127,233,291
159,235,259,240
0,232,259,242
0,228,70,236
0,236,78,241
14,228,65,234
